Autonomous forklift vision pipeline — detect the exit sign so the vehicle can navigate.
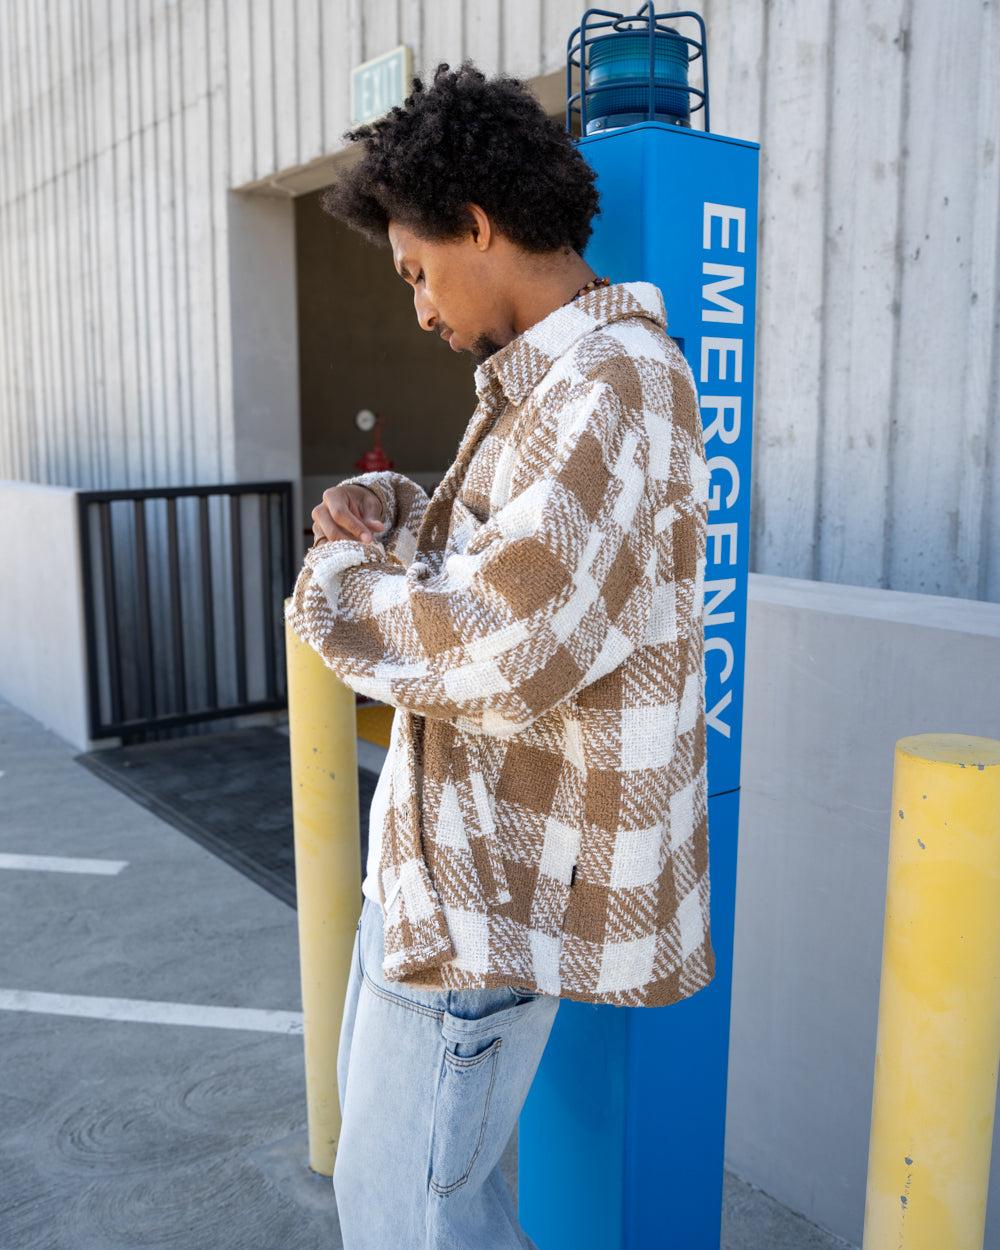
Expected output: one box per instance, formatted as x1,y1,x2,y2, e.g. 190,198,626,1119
351,46,413,126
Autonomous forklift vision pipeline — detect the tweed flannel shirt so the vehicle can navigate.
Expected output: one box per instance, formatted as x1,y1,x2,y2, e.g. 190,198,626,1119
286,281,713,1007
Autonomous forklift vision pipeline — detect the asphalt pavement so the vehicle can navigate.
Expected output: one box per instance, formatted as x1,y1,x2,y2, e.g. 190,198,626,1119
0,696,854,1249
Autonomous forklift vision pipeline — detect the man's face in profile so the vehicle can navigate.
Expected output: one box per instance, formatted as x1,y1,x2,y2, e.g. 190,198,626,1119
388,218,506,365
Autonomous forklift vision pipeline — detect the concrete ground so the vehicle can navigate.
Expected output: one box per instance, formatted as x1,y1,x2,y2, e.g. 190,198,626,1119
0,696,855,1250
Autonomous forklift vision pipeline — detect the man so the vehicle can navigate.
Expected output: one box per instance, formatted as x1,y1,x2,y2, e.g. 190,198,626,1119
287,62,712,1250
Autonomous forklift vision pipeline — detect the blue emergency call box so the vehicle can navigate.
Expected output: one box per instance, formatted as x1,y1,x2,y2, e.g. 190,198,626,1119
517,66,759,1250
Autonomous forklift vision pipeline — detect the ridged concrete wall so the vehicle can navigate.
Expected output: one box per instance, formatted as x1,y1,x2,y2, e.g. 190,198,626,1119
705,0,1000,601
1,0,998,600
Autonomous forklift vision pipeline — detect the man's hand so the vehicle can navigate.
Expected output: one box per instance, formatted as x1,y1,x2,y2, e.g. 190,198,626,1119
312,484,386,546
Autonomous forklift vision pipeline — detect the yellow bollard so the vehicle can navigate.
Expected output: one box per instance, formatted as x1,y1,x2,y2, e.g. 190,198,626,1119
863,733,1000,1250
285,616,363,1177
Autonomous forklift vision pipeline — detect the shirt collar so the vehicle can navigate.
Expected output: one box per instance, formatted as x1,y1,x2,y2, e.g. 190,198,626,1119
474,281,668,405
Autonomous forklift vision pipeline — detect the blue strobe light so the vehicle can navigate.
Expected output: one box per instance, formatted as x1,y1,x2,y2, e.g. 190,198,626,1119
567,4,710,135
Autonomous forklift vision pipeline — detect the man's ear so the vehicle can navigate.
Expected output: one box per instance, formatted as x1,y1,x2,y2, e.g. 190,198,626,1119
467,203,493,251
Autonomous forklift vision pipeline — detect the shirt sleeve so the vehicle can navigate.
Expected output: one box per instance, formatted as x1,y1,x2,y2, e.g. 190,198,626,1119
335,470,430,569
286,382,661,737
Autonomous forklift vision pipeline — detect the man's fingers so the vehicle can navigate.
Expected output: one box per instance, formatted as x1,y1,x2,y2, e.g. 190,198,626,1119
313,486,386,545
342,497,379,542
312,519,357,544
311,501,357,543
310,503,340,543
312,509,364,541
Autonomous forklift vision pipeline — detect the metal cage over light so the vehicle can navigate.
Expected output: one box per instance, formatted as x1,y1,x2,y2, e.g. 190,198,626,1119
567,4,710,135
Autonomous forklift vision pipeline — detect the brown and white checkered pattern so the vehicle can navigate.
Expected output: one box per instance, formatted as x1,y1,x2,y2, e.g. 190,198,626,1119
286,282,713,1007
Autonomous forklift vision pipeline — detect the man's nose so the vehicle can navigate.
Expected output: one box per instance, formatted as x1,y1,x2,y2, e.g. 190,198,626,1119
414,289,438,332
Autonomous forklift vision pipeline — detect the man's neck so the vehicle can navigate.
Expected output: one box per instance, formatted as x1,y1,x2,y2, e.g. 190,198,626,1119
506,253,600,338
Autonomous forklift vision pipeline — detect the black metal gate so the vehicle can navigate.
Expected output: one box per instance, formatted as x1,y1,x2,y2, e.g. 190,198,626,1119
78,482,295,741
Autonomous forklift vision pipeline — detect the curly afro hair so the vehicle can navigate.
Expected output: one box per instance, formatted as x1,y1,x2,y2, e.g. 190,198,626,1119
322,62,599,254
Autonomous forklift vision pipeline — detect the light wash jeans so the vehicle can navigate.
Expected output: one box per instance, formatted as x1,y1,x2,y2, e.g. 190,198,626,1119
334,899,560,1250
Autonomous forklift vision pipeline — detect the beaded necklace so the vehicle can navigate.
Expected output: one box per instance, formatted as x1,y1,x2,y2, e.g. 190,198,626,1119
570,275,611,302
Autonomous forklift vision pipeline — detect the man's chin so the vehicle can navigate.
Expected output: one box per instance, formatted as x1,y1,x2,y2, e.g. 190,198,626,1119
470,334,503,366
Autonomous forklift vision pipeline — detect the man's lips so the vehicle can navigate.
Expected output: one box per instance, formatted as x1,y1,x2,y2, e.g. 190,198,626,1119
440,328,461,352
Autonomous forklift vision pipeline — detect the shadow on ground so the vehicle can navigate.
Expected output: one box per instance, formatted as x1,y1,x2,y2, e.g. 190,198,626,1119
77,727,377,908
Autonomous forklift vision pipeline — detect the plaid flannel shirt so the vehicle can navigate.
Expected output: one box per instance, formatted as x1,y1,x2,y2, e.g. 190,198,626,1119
287,281,713,1007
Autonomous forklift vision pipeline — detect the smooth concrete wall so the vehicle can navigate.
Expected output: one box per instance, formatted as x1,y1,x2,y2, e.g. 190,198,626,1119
727,573,1000,1247
228,191,302,488
0,481,90,751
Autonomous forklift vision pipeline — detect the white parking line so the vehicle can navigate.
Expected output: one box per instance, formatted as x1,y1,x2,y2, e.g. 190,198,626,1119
0,989,303,1034
0,853,129,875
